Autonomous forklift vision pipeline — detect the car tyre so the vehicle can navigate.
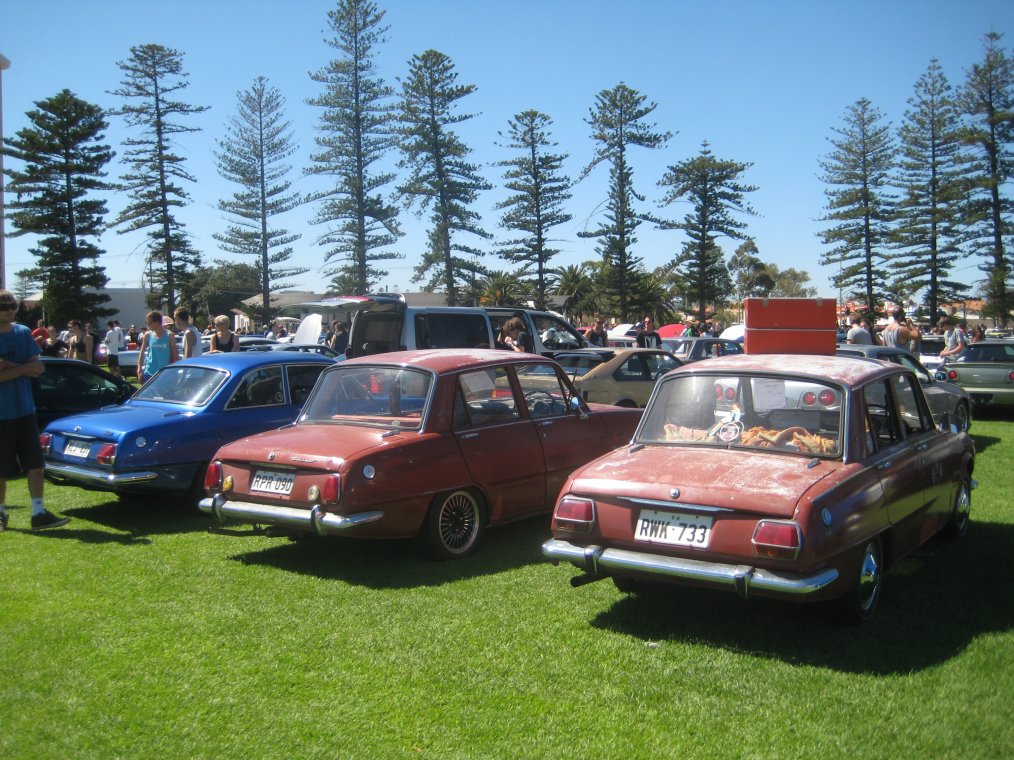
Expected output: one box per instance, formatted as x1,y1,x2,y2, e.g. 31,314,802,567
422,489,484,560
942,476,971,541
835,536,883,624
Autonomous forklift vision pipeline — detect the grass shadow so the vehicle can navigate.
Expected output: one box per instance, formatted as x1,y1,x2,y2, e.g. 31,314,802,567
228,516,552,588
61,496,211,537
969,433,1002,453
587,520,1014,675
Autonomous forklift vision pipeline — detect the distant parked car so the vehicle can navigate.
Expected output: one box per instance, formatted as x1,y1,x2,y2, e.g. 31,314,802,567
41,352,335,504
553,348,681,407
32,357,135,429
119,335,280,377
661,336,743,362
835,344,971,430
248,343,343,359
543,353,975,623
938,341,1014,409
200,349,642,558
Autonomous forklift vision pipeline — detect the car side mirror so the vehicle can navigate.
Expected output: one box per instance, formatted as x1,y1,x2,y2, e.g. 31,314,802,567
569,395,588,419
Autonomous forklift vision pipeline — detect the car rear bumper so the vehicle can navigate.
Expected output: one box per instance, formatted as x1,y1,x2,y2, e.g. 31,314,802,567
199,494,384,535
44,461,159,486
542,538,839,599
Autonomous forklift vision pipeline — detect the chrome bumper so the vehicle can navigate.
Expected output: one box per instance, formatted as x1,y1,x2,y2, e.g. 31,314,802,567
45,461,159,485
199,494,383,536
542,538,839,599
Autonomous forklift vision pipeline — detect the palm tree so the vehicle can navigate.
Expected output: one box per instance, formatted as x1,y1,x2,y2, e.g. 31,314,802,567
479,270,528,306
554,263,595,320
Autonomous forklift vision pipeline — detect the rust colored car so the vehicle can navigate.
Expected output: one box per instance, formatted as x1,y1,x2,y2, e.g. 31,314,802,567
542,353,975,622
200,350,641,558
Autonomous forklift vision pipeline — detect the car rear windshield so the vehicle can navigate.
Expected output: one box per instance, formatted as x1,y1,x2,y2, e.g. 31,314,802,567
636,373,843,457
300,366,433,429
134,366,228,406
555,354,607,377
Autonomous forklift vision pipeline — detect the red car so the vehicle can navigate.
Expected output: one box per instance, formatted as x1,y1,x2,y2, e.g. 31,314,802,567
201,350,641,558
543,353,975,622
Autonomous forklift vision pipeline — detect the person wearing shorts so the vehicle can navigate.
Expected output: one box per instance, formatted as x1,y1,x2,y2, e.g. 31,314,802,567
0,289,70,531
104,320,124,377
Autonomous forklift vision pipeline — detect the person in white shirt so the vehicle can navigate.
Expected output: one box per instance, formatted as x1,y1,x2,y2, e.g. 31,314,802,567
103,320,125,377
173,307,204,359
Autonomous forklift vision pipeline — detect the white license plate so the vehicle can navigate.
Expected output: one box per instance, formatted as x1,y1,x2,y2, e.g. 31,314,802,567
634,509,714,548
250,470,295,495
64,440,91,458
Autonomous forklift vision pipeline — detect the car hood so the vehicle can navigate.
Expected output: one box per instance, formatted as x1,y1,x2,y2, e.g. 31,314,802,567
569,445,838,518
44,401,198,437
214,422,415,467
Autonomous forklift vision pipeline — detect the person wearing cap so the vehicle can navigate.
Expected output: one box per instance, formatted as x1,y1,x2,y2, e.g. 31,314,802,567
137,310,180,382
636,316,662,349
0,289,71,531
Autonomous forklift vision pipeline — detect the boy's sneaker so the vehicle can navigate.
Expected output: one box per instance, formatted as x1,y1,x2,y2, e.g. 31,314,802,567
31,510,70,530
0,511,8,532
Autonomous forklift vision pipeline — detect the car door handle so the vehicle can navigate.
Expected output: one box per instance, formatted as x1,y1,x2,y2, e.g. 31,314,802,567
915,442,929,451
876,461,892,470
460,432,479,439
538,420,554,427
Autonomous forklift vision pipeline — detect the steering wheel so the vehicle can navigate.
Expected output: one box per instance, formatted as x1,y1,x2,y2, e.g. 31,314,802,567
524,390,562,415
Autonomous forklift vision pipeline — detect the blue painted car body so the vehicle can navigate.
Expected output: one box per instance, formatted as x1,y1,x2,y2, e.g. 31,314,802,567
42,351,335,501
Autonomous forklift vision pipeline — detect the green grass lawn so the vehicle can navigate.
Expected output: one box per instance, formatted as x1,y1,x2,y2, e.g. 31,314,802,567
3,416,1013,759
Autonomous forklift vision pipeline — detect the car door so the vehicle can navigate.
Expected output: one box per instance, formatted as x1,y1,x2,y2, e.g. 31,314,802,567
514,361,596,505
451,365,547,521
861,377,931,558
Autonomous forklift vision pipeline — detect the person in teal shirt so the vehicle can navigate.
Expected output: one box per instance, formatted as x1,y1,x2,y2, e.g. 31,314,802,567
137,310,179,382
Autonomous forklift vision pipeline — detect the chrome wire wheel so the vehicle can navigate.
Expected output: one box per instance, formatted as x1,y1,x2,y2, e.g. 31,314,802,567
954,403,970,432
855,539,882,618
944,478,971,540
424,489,483,560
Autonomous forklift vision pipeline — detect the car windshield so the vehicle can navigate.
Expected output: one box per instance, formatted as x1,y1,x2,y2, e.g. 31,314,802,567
300,365,433,429
134,366,228,406
635,373,843,457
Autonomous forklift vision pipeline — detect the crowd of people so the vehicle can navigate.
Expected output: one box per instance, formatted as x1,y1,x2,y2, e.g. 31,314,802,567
845,306,985,356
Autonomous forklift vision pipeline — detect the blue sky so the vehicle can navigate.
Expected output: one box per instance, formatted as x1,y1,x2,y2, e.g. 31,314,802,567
2,0,1012,301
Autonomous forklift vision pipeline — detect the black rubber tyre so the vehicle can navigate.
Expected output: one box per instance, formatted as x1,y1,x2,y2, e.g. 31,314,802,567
422,489,484,560
953,402,971,433
835,537,883,624
942,476,971,541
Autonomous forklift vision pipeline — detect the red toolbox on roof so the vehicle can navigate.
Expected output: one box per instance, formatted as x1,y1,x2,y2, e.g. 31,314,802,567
743,298,837,355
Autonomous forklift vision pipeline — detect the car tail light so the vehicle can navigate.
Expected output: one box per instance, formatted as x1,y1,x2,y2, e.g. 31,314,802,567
948,369,958,381
553,496,596,532
204,461,223,491
321,474,342,505
1009,370,1014,382
724,386,736,401
96,443,117,465
801,391,816,406
714,384,723,399
752,520,801,560
39,433,52,454
818,389,836,406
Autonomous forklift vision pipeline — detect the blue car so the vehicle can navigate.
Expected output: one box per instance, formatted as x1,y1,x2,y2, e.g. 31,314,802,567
41,351,335,504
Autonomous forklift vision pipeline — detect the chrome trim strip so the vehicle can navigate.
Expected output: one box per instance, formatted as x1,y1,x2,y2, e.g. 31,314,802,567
45,462,159,484
616,497,734,514
542,538,838,598
199,495,383,534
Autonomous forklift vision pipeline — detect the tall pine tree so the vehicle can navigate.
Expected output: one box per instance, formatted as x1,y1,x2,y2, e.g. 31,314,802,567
960,32,1014,327
308,0,402,295
215,76,306,327
658,141,756,321
494,110,572,309
818,98,896,311
110,44,208,314
3,89,114,327
398,49,490,306
892,59,970,318
579,83,670,320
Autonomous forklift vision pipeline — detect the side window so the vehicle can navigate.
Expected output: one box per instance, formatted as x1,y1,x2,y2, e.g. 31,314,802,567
515,362,572,418
894,373,932,436
531,315,583,350
862,380,902,451
354,312,403,356
228,366,284,409
286,364,327,407
420,313,490,349
453,367,519,428
614,355,648,381
898,354,931,383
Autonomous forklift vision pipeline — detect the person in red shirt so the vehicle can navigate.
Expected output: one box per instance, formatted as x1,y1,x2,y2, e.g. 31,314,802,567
31,319,48,349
